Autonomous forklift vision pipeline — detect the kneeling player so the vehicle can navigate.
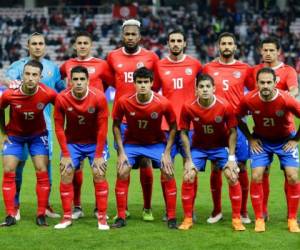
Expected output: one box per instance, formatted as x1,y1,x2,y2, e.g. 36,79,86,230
54,66,109,230
112,67,178,229
237,67,300,233
0,60,56,226
178,74,245,231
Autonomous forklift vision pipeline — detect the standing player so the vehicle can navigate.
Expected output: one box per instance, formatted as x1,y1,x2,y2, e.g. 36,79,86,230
111,67,177,229
107,19,159,220
203,32,254,224
54,66,109,230
60,31,114,219
237,67,300,233
154,30,202,220
178,74,245,231
0,60,56,226
250,37,299,219
4,32,64,219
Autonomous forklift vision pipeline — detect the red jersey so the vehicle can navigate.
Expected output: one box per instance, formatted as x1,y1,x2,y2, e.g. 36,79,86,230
237,89,300,141
60,57,114,92
113,92,176,145
54,87,108,157
203,60,253,110
180,96,237,149
155,55,202,129
107,47,159,103
0,83,56,136
250,62,298,91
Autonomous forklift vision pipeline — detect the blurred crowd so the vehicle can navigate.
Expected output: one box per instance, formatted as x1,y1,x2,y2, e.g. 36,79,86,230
0,0,299,74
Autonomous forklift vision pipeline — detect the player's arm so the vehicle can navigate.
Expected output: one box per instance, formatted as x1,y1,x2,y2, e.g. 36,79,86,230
288,86,298,97
53,65,66,92
0,93,11,145
101,61,115,90
286,67,299,97
113,119,128,170
2,62,22,88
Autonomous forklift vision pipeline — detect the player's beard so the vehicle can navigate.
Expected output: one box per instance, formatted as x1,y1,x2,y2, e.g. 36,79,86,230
220,49,234,59
170,49,183,56
124,44,139,54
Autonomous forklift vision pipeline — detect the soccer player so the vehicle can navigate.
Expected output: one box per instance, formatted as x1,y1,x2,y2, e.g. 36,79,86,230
250,37,299,219
178,74,245,231
0,60,57,226
107,19,159,221
154,30,202,220
54,66,109,230
203,32,254,224
60,31,114,219
4,32,63,219
237,67,300,233
111,67,177,229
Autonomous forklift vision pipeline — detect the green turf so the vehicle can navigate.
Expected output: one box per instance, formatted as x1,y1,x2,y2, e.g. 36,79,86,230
0,110,299,250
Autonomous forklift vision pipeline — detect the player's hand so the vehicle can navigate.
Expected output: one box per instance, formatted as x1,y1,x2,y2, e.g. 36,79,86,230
7,80,22,89
60,157,74,175
117,153,129,171
0,134,12,150
92,157,107,176
223,160,239,183
161,153,174,177
249,138,263,154
183,160,196,182
283,139,298,152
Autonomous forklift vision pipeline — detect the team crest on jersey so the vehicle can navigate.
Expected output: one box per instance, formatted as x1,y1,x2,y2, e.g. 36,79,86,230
130,112,135,116
194,117,200,122
233,71,241,79
215,116,223,123
185,68,193,75
165,70,171,75
276,110,284,117
87,67,96,74
213,72,219,76
117,64,123,68
151,112,158,119
37,103,44,110
67,107,73,112
136,62,144,69
276,76,280,83
88,107,95,113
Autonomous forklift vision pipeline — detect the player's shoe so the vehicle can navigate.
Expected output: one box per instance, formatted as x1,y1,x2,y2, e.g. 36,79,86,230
72,207,84,220
241,213,251,224
54,219,72,229
36,215,49,227
93,208,109,220
254,218,265,232
98,216,110,230
207,213,223,224
46,206,61,218
288,219,300,233
263,212,269,222
111,217,126,229
167,218,178,229
113,210,130,222
14,208,21,221
142,209,154,221
163,212,196,223
178,217,193,230
0,215,16,227
232,218,246,231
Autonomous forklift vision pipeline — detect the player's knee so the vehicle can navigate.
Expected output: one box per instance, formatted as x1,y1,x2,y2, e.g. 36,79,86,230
117,168,130,180
93,173,106,182
61,174,73,184
183,171,196,183
286,171,298,184
252,171,263,182
138,157,152,168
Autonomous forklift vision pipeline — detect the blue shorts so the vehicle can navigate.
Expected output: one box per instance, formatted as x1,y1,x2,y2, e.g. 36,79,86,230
165,131,193,159
251,136,299,168
124,143,166,168
191,147,228,172
2,133,49,160
66,143,109,170
236,128,249,163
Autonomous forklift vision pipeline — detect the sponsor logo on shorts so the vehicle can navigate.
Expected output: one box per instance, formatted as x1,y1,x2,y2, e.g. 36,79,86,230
185,68,193,75
88,107,95,113
233,71,241,79
37,103,44,110
136,62,144,68
215,116,223,123
151,112,158,119
276,110,284,117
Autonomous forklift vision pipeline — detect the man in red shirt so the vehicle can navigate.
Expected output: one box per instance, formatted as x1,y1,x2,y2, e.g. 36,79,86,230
111,67,177,229
203,32,253,224
107,19,159,221
154,30,202,221
0,60,56,227
60,31,113,220
237,67,300,233
250,37,299,220
54,66,109,230
178,74,245,231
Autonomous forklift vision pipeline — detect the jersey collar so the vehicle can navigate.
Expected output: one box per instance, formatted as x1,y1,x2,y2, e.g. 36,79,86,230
135,91,154,105
270,62,283,70
19,84,39,96
166,54,186,63
122,46,142,56
75,57,94,62
71,87,89,100
259,89,279,102
197,95,216,109
218,58,236,65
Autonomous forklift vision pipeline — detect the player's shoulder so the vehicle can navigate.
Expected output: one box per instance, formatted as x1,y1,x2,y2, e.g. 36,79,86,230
244,89,260,100
215,95,230,106
89,87,106,99
39,83,56,94
279,63,297,73
8,57,28,68
89,57,106,63
203,60,218,70
152,92,170,104
57,87,71,98
107,47,123,57
41,58,58,68
185,55,201,64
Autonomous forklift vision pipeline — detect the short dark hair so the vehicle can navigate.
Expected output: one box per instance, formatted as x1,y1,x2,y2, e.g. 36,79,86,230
168,30,186,42
217,32,237,44
196,74,214,87
24,60,43,74
260,37,281,50
256,67,276,82
74,31,93,42
71,66,89,78
133,67,153,82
